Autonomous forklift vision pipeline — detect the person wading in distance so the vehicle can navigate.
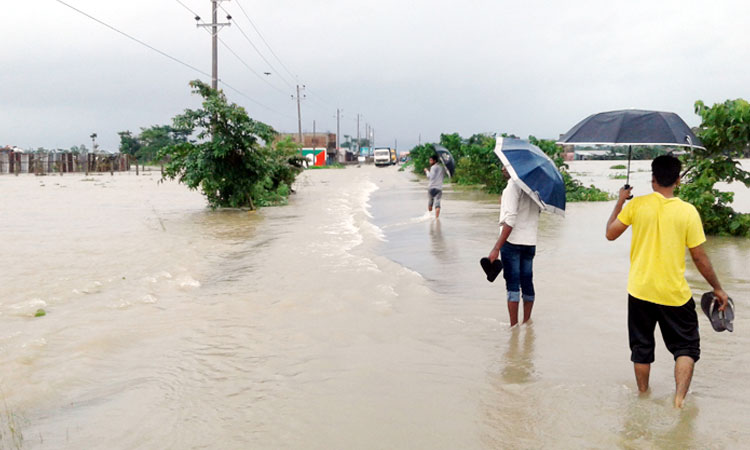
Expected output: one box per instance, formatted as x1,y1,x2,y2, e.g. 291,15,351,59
424,154,446,219
606,154,728,408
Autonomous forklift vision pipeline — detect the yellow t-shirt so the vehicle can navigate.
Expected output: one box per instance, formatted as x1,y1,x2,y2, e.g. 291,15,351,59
617,192,706,306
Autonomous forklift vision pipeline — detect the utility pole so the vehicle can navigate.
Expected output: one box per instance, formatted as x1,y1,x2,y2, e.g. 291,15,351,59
418,133,421,146
336,108,341,162
356,114,360,156
292,84,306,145
196,1,232,90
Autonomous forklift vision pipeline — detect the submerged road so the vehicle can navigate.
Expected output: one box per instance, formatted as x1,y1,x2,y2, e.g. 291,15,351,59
1,164,749,449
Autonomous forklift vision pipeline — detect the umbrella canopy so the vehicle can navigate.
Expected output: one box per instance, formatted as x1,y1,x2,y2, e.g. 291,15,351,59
557,109,704,148
494,137,566,217
434,145,456,178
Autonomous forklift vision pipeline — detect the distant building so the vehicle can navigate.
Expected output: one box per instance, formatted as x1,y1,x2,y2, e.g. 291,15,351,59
278,132,344,165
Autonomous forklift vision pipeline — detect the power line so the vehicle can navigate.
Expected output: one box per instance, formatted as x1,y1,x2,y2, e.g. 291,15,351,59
56,0,211,79
234,0,298,82
219,80,295,119
222,1,341,117
55,0,292,120
219,4,295,90
305,86,337,109
173,1,288,99
174,0,200,18
218,38,289,96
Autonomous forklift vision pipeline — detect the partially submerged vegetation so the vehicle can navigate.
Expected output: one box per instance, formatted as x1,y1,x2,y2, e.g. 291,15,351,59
1,391,23,450
409,132,612,201
157,81,305,209
679,99,750,237
308,163,345,170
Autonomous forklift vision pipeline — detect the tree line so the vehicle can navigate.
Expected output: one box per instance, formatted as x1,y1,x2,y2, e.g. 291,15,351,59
407,132,612,202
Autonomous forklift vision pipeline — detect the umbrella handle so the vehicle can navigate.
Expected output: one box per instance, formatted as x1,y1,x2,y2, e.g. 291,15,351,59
623,184,633,200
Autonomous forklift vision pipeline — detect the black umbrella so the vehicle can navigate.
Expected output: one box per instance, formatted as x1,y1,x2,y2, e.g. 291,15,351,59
434,145,456,178
557,109,704,195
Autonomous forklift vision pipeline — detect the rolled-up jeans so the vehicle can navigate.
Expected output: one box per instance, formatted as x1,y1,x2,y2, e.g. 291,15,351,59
500,242,536,302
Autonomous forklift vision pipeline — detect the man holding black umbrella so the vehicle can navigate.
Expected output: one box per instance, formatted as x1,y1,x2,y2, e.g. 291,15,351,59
605,154,729,408
424,154,446,218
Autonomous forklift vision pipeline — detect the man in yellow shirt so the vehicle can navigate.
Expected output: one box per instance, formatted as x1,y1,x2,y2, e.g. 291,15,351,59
605,154,728,408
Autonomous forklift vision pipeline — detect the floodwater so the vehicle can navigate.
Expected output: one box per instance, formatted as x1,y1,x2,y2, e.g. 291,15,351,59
1,162,749,449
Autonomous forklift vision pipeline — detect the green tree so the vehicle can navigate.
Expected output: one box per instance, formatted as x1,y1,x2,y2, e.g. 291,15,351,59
118,131,141,156
409,142,437,175
138,125,189,162
678,99,750,236
454,133,506,193
158,80,304,209
69,144,88,154
412,132,609,198
439,132,463,155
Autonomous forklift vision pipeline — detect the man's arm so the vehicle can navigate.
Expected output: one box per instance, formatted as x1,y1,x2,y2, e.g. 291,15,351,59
689,244,729,311
489,224,512,262
606,186,632,241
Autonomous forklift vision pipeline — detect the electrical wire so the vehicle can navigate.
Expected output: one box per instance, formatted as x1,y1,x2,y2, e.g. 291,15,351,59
174,0,200,18
175,0,339,127
304,86,337,109
234,0,298,82
219,4,295,91
56,0,211,79
218,38,289,96
173,1,290,100
54,0,293,120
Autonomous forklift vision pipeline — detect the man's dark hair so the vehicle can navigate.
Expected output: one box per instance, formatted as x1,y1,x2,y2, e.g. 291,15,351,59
429,154,439,162
651,154,681,187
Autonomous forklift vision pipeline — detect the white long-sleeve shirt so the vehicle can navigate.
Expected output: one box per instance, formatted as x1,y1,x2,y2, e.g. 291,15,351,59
499,179,541,245
427,163,445,190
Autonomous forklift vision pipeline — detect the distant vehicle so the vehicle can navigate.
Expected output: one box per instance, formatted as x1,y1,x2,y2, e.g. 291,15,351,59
389,148,398,165
373,148,392,167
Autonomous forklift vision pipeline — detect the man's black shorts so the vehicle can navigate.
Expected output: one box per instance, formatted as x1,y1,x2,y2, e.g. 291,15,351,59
628,294,700,364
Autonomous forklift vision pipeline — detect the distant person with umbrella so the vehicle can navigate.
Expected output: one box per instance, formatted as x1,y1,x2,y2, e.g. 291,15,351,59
424,153,446,218
605,154,729,408
488,138,565,327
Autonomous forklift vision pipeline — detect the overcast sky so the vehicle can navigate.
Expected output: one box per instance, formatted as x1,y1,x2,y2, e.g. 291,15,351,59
3,0,750,152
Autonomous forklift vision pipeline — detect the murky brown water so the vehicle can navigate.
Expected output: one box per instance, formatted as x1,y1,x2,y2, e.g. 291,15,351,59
1,162,749,449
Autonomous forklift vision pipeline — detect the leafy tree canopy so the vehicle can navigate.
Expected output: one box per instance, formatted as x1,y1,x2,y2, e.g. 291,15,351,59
158,80,305,209
118,131,141,156
678,99,750,236
409,132,610,200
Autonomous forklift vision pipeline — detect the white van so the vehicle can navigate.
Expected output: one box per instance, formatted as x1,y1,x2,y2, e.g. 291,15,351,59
373,148,391,166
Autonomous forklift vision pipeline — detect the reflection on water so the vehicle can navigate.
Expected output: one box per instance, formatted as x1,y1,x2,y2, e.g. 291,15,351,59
501,324,536,383
620,396,698,448
430,219,446,257
1,162,749,449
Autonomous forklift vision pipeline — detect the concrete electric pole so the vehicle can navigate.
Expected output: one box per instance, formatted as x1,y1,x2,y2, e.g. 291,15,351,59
336,109,341,162
292,84,306,145
196,1,232,90
356,114,361,156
